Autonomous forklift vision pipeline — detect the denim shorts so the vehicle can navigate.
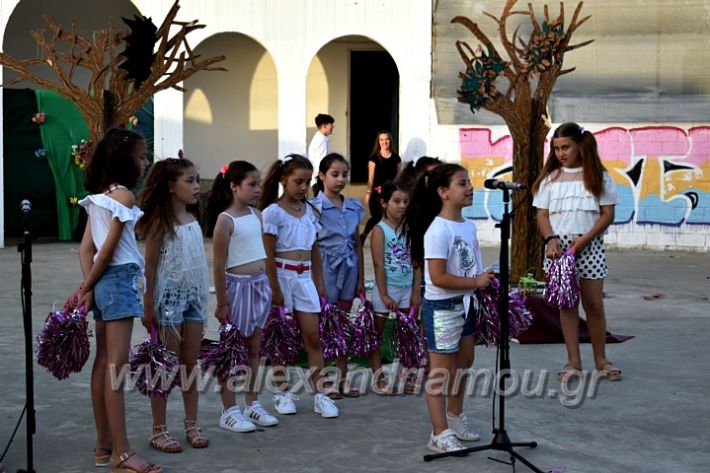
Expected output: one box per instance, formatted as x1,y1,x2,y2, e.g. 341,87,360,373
93,263,143,321
421,296,476,354
157,302,205,326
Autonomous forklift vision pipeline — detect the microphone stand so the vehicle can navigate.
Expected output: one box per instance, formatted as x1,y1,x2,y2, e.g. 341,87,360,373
424,188,543,472
17,206,36,473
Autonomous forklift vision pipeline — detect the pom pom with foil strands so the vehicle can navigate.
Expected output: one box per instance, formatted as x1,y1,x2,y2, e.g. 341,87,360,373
544,248,581,310
199,323,250,383
260,306,302,365
319,298,351,359
349,293,380,357
129,324,181,397
37,304,91,380
475,278,534,346
392,307,426,369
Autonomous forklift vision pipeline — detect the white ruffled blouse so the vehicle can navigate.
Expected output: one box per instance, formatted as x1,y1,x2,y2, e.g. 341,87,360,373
533,167,619,236
262,203,321,252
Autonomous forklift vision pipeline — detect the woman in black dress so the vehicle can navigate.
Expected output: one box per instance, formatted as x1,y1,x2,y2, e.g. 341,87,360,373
361,130,401,243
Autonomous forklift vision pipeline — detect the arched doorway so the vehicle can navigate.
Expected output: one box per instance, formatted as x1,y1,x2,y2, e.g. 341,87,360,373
306,36,399,183
184,33,278,175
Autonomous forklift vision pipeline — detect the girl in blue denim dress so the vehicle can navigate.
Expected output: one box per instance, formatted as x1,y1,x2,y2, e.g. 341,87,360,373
311,153,365,398
73,129,161,472
402,164,495,455
136,157,210,453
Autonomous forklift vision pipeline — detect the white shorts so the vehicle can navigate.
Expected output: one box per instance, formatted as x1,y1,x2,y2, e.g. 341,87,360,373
275,258,321,313
371,284,413,314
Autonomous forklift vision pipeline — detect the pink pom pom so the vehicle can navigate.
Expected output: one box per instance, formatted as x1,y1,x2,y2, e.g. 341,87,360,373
544,248,581,309
260,306,302,365
393,307,426,369
129,324,181,397
350,294,380,357
37,304,91,380
199,323,250,382
476,278,534,346
319,298,351,359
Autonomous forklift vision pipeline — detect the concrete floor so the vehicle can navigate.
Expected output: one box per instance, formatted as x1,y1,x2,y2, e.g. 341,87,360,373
0,241,709,473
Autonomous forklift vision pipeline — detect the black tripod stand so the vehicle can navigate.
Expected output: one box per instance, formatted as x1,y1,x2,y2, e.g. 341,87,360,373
424,187,544,472
18,200,36,473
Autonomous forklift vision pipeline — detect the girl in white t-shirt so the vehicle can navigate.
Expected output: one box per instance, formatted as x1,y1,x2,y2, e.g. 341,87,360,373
258,154,339,419
532,122,621,382
402,164,494,454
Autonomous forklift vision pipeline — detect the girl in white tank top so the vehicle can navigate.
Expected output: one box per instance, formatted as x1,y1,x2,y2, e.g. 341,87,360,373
205,160,279,433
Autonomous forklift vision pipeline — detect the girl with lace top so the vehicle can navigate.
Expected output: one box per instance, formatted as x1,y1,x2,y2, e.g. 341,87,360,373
204,160,280,433
532,122,622,382
402,164,495,454
136,157,210,453
258,154,339,419
369,181,421,394
73,129,161,472
311,153,365,399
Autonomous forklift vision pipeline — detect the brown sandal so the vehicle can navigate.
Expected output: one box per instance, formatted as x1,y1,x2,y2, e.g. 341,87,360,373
184,420,209,448
149,425,182,453
339,380,360,398
94,446,112,467
111,451,162,473
374,377,398,395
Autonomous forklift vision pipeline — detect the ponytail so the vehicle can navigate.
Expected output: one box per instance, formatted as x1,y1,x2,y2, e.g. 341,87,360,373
402,163,465,268
258,154,312,210
204,160,258,237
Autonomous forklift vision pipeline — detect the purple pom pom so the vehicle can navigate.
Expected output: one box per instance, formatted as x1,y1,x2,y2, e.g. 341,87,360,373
199,323,250,383
392,307,426,369
260,306,302,365
37,304,91,380
129,325,181,397
476,278,534,346
350,295,380,357
544,249,581,310
319,298,351,359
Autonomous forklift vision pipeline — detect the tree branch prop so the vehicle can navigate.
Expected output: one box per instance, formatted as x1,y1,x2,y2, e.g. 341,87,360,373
0,0,226,142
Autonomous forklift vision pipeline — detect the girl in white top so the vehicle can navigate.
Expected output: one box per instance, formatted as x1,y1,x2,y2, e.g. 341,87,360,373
73,129,161,472
258,154,339,419
137,157,210,453
205,160,279,433
402,163,494,454
532,122,622,381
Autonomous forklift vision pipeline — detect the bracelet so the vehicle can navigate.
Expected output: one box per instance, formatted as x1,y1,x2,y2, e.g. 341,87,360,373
543,235,559,245
217,302,228,308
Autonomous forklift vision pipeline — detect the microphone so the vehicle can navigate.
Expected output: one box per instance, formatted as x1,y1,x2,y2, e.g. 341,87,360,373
20,199,32,216
484,179,527,191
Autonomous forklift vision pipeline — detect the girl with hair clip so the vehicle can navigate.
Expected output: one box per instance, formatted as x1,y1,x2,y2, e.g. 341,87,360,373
73,128,162,472
258,154,340,419
361,130,401,244
402,163,495,454
532,122,622,381
311,153,365,399
369,180,421,394
205,160,279,433
136,157,210,453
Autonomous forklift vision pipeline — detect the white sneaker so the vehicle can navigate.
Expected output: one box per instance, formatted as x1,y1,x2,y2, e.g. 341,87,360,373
313,393,339,418
447,412,481,441
273,391,298,415
219,406,256,433
244,401,279,427
427,428,466,453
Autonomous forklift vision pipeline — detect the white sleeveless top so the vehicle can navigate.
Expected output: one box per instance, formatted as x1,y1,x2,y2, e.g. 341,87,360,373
153,220,210,319
79,186,144,268
221,207,267,269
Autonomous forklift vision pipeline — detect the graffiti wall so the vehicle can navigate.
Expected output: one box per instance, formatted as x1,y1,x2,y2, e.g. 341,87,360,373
460,126,710,250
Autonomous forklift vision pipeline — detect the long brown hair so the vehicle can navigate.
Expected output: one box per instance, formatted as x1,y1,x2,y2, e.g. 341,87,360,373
369,130,397,159
532,122,606,197
137,158,199,239
84,128,145,193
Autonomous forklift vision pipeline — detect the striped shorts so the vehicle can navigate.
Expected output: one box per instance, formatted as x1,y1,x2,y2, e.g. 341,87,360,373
225,272,272,337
